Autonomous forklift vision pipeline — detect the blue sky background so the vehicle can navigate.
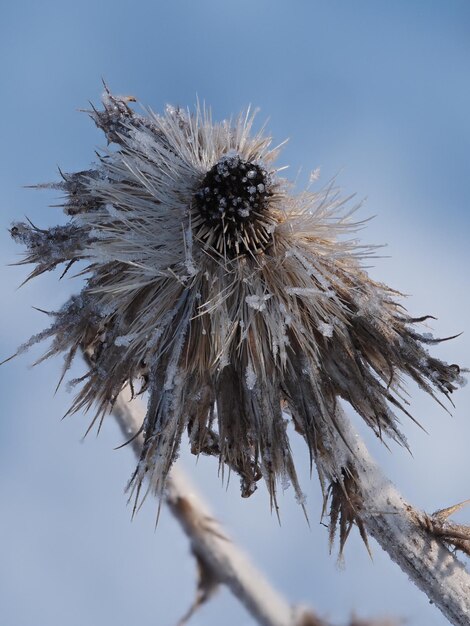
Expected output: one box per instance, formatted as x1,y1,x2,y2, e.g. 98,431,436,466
1,2,469,625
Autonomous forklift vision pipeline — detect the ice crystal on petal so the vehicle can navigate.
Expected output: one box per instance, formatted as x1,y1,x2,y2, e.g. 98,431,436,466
318,322,334,338
10,87,466,518
245,362,257,390
245,294,272,312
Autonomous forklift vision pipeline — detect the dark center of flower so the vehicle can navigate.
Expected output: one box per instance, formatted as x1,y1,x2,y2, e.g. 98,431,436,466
193,155,274,256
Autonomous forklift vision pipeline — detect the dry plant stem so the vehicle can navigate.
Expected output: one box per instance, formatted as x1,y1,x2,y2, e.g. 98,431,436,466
167,468,298,626
111,387,466,626
112,389,398,626
322,406,470,626
112,388,300,626
112,391,393,626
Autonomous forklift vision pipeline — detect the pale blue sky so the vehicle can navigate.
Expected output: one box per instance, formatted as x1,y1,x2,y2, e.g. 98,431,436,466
1,2,469,625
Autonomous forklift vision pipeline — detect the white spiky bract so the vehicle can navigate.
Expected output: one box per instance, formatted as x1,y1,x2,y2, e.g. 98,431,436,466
11,89,464,533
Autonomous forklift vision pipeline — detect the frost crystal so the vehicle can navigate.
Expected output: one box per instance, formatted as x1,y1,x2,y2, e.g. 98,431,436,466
318,322,334,338
245,294,272,311
245,362,257,390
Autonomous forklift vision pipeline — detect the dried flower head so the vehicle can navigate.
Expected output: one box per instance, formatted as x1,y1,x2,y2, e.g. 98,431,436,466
10,86,465,516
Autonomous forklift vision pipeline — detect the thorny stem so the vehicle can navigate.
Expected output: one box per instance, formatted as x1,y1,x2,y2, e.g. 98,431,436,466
321,406,470,626
111,387,470,625
111,388,398,626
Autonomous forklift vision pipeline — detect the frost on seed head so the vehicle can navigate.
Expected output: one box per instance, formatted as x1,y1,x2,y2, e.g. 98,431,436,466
193,155,275,257
9,86,466,539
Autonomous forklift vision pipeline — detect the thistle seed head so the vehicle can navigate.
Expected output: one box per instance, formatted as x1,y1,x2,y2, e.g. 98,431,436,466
193,155,273,256
9,87,466,525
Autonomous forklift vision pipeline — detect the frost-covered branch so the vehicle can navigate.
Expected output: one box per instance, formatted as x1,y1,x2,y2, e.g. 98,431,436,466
111,388,397,626
317,406,470,626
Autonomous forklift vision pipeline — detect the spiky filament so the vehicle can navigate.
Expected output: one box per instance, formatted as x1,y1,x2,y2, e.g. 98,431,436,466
9,88,466,529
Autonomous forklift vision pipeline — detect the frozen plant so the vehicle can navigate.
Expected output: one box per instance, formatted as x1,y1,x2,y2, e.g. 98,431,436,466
8,86,466,549
8,86,470,626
